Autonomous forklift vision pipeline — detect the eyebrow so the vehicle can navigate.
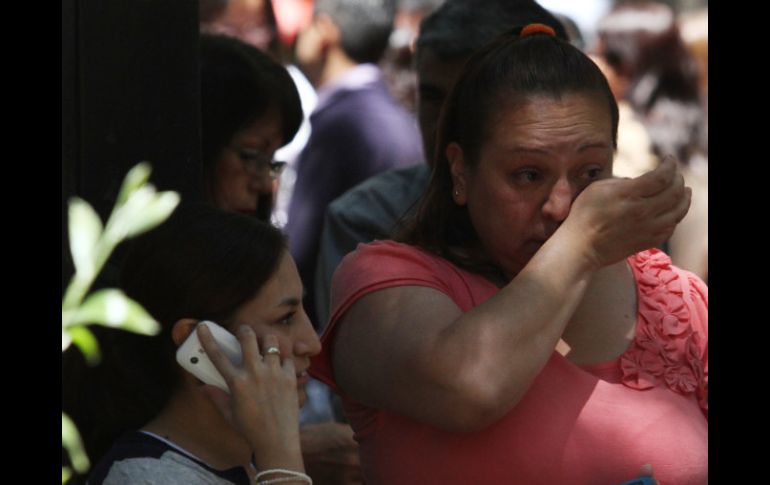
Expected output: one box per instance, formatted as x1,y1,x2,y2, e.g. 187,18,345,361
233,143,267,153
276,287,306,308
277,297,301,307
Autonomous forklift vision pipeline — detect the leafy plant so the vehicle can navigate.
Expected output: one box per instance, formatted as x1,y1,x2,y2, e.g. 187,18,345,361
61,162,180,482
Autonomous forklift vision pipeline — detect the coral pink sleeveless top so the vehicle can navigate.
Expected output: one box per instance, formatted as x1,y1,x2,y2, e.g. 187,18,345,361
311,241,708,485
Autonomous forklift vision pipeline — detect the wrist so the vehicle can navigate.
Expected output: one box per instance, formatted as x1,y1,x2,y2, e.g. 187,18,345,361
255,468,312,485
251,439,304,472
539,227,602,276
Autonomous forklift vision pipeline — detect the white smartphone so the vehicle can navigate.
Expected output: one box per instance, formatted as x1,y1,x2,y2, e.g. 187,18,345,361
176,320,243,393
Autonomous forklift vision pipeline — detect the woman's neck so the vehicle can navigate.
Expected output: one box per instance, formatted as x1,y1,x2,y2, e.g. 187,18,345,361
142,387,253,473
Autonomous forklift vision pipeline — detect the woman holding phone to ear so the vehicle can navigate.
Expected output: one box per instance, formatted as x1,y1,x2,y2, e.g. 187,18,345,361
84,204,321,485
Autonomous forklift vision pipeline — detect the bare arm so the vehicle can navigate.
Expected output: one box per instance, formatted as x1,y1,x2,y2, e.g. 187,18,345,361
332,158,690,432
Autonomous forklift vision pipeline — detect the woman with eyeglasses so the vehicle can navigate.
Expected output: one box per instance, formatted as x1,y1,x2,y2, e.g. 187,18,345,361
200,33,302,221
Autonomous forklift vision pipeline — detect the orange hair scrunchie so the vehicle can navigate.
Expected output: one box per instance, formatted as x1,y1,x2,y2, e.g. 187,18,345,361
520,23,556,38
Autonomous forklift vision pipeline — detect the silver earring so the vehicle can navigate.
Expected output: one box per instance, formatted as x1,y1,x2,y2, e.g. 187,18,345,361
454,189,459,196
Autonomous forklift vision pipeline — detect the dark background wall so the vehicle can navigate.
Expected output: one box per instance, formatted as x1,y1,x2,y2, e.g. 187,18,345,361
62,2,205,481
62,0,203,288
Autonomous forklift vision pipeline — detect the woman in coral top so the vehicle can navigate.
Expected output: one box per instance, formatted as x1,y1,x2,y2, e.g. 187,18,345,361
309,23,707,485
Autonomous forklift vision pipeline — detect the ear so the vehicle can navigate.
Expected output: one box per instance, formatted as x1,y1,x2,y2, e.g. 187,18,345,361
171,318,199,347
315,13,340,49
446,142,468,205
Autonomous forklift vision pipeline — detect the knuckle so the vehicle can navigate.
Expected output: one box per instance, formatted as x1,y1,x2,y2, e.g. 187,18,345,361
630,205,647,221
229,373,252,390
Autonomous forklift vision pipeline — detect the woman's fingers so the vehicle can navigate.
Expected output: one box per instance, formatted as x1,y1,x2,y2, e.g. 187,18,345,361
236,325,261,366
633,155,677,198
260,333,282,366
197,323,238,380
652,185,692,237
645,167,687,219
282,356,296,378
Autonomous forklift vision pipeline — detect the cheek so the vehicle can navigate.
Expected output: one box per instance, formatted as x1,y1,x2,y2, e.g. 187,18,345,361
471,191,536,249
279,334,296,356
214,158,241,194
472,183,532,223
255,328,294,355
243,323,288,351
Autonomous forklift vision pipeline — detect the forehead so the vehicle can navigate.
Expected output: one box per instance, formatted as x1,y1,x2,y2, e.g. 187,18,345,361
232,105,284,146
250,250,302,303
262,249,298,286
486,94,613,149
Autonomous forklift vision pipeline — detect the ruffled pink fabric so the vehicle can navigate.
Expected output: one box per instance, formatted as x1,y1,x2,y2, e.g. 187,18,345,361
620,249,708,416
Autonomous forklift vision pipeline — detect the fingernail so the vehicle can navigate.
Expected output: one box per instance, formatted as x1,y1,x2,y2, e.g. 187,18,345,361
238,325,252,335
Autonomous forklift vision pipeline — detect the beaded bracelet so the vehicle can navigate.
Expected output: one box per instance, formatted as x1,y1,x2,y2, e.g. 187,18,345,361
255,468,312,485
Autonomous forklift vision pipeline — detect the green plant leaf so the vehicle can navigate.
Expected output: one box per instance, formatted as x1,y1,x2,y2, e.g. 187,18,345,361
69,289,161,335
68,198,103,277
62,466,72,484
68,326,101,365
62,413,90,474
116,161,152,206
105,187,180,243
124,190,180,239
62,328,72,351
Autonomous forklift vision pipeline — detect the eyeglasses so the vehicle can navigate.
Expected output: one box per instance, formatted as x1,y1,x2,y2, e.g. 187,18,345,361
229,145,287,178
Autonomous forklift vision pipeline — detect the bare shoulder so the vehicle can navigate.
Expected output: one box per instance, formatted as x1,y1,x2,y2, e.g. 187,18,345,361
334,285,462,362
331,285,462,407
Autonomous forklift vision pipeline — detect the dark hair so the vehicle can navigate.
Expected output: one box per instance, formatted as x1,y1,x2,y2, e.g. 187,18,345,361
315,0,396,63
62,203,287,471
198,0,229,23
551,12,584,50
199,33,302,200
398,26,618,280
416,0,568,63
596,1,703,161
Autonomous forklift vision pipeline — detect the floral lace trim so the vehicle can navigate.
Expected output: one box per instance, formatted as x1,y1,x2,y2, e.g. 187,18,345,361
620,249,708,415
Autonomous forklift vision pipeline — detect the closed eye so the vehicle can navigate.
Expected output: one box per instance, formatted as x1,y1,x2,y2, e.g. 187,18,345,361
583,166,606,180
512,168,541,185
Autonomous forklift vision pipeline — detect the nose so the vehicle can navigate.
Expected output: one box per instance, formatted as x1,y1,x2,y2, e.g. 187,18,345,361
249,169,274,194
542,178,573,222
293,309,322,358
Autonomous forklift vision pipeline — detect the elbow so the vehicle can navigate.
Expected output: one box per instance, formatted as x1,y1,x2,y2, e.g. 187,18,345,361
429,369,526,433
456,384,524,433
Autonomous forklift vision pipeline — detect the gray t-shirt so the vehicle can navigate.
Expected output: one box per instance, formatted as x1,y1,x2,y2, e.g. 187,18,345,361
88,431,251,485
